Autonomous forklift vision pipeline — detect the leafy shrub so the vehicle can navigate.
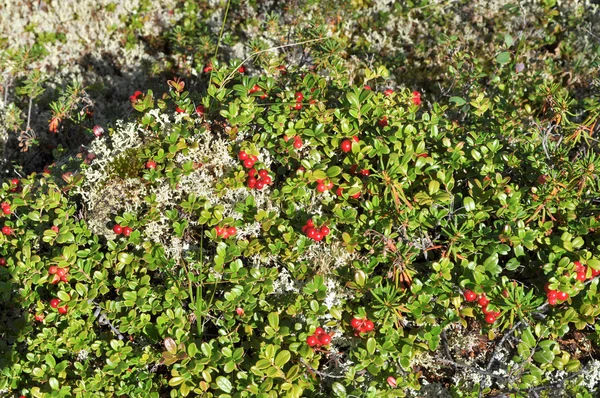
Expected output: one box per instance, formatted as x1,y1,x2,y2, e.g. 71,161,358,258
2,1,600,397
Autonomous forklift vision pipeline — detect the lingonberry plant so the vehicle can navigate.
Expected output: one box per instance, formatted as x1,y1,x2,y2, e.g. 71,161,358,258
2,0,600,397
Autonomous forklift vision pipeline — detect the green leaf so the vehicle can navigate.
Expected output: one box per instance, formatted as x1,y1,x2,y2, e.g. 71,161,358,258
496,52,511,64
216,376,232,393
331,382,347,397
366,337,376,355
164,337,177,354
268,312,279,329
533,350,555,364
274,350,291,367
326,166,342,178
49,377,59,390
464,197,475,212
449,96,466,106
169,376,185,386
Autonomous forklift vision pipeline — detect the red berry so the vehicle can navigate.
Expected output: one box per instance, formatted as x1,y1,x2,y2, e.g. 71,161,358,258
592,268,600,277
318,334,331,345
175,106,185,113
574,261,584,272
51,226,59,233
378,117,388,127
93,125,104,137
384,89,394,96
10,178,19,185
247,177,257,189
215,226,224,236
293,138,303,149
320,225,330,236
547,290,558,300
293,103,302,110
363,320,374,332
238,66,245,73
34,314,44,322
306,219,314,227
477,295,490,307
295,91,304,101
60,275,68,283
351,192,361,199
56,268,67,277
314,232,323,241
243,159,255,169
548,297,558,305
258,169,269,178
576,272,586,282
387,376,397,388
145,160,156,169
50,298,60,308
58,305,68,315
113,225,123,235
203,65,213,73
360,169,370,176
364,85,371,90
262,175,272,185
227,227,237,236
412,91,422,105
336,187,343,196
256,180,265,190
351,318,363,329
557,291,569,301
326,181,334,190
464,290,477,302
314,327,325,336
306,227,317,240
2,226,12,235
239,151,249,161
485,313,496,324
2,206,10,215
307,336,318,347
123,227,132,237
340,140,352,153
236,307,244,316
196,105,205,115
316,183,327,193
51,274,60,284
0,258,6,266
248,168,257,178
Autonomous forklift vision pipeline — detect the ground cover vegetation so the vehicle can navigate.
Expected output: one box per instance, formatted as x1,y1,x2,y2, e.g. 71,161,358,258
2,0,600,396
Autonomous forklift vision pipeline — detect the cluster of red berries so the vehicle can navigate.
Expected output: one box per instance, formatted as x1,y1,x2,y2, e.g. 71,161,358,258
238,150,259,169
283,135,303,149
247,168,272,190
248,84,267,99
335,187,361,199
215,226,237,239
9,178,20,192
50,296,69,315
544,284,569,306
113,224,133,237
49,265,69,284
1,201,11,215
350,317,375,335
291,91,303,110
573,260,600,282
129,90,143,104
315,179,334,193
306,327,332,347
464,290,500,324
412,91,422,106
340,136,359,153
301,219,330,242
543,261,600,305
